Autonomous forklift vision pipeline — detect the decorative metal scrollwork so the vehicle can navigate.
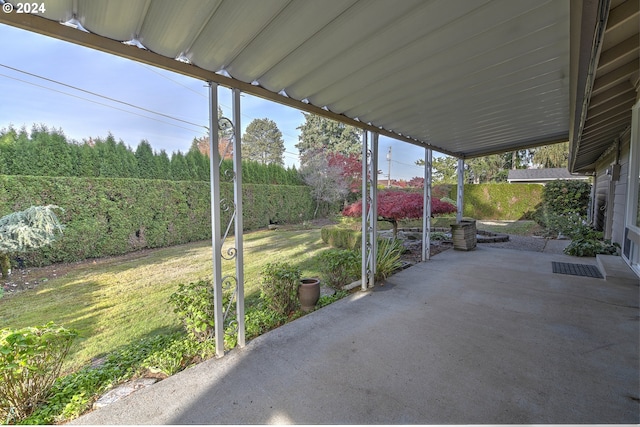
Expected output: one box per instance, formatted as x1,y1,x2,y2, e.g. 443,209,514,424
221,274,238,324
221,246,237,261
220,198,234,212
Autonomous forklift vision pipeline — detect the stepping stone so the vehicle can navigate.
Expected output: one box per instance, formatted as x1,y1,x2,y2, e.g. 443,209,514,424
93,378,158,409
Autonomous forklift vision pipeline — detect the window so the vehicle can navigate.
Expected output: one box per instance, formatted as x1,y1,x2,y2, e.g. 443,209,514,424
624,101,640,273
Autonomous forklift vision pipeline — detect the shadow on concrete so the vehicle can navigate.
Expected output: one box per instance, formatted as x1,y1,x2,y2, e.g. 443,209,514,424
72,246,640,424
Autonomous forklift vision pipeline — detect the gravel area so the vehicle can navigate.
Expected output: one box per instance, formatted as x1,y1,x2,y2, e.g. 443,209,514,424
482,234,560,253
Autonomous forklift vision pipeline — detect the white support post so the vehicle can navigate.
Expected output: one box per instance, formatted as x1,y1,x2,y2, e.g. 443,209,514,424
361,131,369,291
369,133,379,286
422,148,432,261
457,158,464,223
232,88,245,348
208,82,224,358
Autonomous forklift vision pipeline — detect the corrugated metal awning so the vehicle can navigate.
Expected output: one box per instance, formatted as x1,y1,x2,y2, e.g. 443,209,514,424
569,0,639,173
0,0,574,158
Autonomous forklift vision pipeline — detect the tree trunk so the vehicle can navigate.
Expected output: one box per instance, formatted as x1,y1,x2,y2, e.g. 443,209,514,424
0,253,11,278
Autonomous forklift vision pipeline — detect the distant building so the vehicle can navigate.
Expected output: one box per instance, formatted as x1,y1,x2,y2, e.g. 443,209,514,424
506,168,590,185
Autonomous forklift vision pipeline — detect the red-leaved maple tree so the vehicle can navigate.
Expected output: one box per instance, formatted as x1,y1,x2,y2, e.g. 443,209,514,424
342,191,456,238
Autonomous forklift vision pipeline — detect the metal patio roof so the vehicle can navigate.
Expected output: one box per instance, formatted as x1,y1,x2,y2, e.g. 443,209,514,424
0,0,630,161
569,0,639,173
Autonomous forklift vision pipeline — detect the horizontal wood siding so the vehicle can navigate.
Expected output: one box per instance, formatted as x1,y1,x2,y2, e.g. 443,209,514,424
612,134,630,245
594,151,614,231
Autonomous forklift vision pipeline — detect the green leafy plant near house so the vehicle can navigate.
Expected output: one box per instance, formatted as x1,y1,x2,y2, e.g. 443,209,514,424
0,323,77,423
374,238,404,282
318,248,360,289
534,180,591,236
168,280,216,342
562,225,620,257
260,262,301,316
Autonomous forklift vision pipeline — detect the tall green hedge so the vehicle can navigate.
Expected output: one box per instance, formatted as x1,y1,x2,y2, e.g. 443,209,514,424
449,183,542,220
0,175,314,266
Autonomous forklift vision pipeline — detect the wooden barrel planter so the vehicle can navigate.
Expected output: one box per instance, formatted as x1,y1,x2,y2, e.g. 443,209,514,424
450,220,477,251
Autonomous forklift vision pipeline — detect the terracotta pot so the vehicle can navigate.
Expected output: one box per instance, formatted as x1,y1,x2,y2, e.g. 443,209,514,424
298,278,320,312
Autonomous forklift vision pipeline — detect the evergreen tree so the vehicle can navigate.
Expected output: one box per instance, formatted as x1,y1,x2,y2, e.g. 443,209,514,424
30,125,74,177
75,141,99,177
170,151,191,180
531,142,569,168
416,155,458,185
155,150,171,180
116,140,138,178
185,147,209,181
135,140,157,179
242,118,285,166
0,126,18,175
465,154,508,183
10,126,37,176
296,113,362,163
94,134,122,177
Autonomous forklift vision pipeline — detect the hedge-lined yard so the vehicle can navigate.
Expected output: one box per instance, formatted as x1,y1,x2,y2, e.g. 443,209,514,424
449,183,542,220
0,175,315,266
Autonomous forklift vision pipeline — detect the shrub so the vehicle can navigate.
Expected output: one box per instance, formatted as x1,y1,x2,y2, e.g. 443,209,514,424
534,180,591,235
317,290,349,308
318,248,360,289
375,238,404,282
450,183,543,220
0,175,316,267
542,180,591,214
169,280,215,342
564,237,620,257
260,262,301,316
142,335,215,377
22,333,217,424
245,304,287,339
0,323,77,423
320,225,362,250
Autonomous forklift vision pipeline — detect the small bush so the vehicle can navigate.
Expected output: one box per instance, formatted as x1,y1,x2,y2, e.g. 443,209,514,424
534,180,592,235
24,334,183,424
260,262,301,316
564,237,620,257
320,225,362,249
317,290,349,308
245,304,287,339
169,280,215,342
0,323,77,423
318,249,360,289
142,335,215,377
375,238,404,282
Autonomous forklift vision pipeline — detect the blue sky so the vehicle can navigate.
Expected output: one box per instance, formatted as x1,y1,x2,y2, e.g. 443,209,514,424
0,23,430,180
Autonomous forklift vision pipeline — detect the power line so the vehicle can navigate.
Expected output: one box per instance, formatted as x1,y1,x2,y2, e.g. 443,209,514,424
0,72,207,136
0,63,207,130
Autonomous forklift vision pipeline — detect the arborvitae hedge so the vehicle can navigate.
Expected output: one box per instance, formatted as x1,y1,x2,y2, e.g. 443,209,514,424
0,175,315,266
449,183,543,220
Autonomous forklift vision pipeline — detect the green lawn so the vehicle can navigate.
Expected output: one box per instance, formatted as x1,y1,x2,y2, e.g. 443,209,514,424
0,227,328,373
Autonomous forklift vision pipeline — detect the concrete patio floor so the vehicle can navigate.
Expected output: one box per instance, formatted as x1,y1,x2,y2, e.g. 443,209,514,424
73,246,639,424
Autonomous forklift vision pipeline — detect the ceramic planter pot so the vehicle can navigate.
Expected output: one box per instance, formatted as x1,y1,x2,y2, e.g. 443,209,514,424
298,278,320,312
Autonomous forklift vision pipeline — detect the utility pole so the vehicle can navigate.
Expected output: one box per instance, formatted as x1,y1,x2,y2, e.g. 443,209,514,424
386,146,392,188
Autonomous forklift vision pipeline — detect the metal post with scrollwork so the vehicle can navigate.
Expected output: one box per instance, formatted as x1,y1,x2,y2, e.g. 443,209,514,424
208,83,245,357
361,131,378,290
422,148,432,261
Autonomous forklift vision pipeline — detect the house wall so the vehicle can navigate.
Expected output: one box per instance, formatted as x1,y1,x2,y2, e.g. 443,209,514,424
612,133,630,245
593,158,610,231
593,129,631,244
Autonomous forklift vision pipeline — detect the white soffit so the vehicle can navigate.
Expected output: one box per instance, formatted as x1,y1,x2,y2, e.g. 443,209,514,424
0,0,571,158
